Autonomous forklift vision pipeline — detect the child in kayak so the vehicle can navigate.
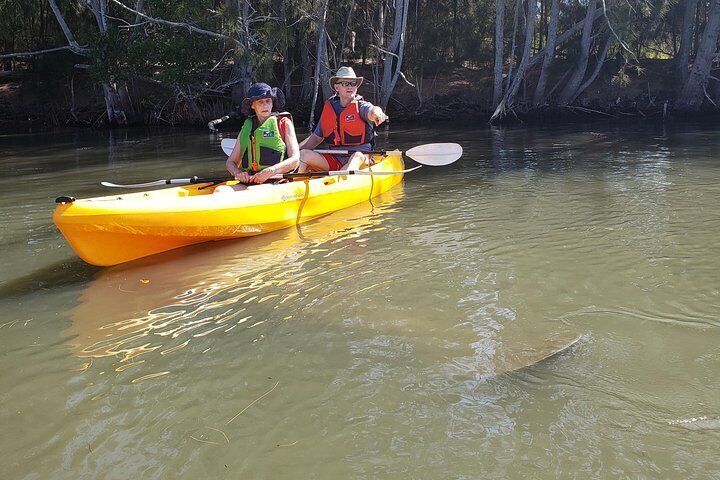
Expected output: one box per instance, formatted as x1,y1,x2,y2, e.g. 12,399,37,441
297,67,388,173
216,83,300,192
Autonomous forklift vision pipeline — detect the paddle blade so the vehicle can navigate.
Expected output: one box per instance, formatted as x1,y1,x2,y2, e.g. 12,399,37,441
221,138,237,156
405,143,463,166
101,180,169,188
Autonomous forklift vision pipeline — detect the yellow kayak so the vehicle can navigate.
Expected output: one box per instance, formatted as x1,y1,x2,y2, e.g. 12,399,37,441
53,151,405,266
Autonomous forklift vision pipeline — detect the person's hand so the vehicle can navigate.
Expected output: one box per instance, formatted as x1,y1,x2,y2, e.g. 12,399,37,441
234,170,251,183
250,166,277,184
372,109,388,126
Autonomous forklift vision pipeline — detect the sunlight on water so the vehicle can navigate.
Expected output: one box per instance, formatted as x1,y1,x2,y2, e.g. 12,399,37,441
64,190,403,378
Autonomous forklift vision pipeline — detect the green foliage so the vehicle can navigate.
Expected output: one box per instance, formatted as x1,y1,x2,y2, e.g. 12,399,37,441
0,0,709,117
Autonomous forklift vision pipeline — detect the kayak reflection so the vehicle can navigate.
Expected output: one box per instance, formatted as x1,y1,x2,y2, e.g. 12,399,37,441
64,188,403,370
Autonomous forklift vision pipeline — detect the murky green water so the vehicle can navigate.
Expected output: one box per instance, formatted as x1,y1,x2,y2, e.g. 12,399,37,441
1,123,719,479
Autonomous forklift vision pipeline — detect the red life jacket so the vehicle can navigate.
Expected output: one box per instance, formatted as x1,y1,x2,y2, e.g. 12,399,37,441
318,97,374,146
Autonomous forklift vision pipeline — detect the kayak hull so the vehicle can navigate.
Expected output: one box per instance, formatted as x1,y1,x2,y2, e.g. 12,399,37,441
53,152,405,266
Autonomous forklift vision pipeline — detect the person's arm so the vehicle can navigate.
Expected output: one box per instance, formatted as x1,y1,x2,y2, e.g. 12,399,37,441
226,142,251,183
251,119,300,183
298,132,324,150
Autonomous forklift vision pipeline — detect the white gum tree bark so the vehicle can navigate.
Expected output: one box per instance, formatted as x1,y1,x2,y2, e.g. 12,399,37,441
676,0,720,110
309,0,330,129
557,0,598,105
490,0,537,122
675,0,699,84
378,0,410,109
492,0,505,109
533,0,560,104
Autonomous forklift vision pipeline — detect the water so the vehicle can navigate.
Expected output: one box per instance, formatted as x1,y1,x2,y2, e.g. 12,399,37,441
1,123,719,479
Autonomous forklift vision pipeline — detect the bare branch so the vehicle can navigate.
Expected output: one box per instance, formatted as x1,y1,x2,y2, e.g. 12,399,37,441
398,71,415,88
704,86,719,109
247,15,281,24
0,46,79,59
48,0,91,55
108,0,238,44
601,0,637,61
370,43,398,59
575,36,614,100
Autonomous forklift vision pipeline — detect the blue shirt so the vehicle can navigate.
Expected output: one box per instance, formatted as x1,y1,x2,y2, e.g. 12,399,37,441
312,95,374,151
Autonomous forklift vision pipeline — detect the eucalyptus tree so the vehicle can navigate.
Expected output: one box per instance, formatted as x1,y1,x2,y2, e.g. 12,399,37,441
675,0,699,83
490,0,536,122
377,0,410,109
557,0,598,105
43,0,131,124
676,0,720,110
492,0,505,109
533,0,560,104
309,0,330,128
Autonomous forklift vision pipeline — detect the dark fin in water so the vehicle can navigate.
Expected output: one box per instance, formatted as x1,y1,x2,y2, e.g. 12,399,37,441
492,332,583,374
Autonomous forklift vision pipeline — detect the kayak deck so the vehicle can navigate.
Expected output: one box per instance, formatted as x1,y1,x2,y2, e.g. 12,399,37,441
53,152,405,266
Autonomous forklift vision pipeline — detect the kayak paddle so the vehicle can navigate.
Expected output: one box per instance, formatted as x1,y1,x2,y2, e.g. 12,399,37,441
101,166,422,189
102,140,462,189
220,138,463,166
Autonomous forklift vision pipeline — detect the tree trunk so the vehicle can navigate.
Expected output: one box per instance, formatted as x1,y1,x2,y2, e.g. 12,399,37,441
676,0,720,110
492,0,505,109
300,36,313,102
675,0,699,84
505,0,521,93
278,1,292,100
490,0,536,122
373,1,387,102
572,34,613,103
339,0,356,65
526,7,602,71
558,0,597,105
129,0,145,41
102,81,129,125
232,0,254,96
309,0,330,129
533,0,559,104
271,0,293,100
52,0,129,125
379,0,410,109
452,0,458,64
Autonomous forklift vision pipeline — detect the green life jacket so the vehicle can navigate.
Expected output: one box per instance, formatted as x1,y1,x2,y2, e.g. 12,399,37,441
237,113,290,172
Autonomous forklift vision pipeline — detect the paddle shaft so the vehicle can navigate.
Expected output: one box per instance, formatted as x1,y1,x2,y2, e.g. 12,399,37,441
177,169,406,183
196,167,419,181
101,166,420,188
313,149,389,156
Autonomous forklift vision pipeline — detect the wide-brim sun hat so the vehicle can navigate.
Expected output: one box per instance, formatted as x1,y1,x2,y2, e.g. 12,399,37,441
329,66,364,89
241,83,286,116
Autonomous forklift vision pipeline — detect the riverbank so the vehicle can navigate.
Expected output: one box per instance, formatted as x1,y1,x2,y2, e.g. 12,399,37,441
2,59,718,133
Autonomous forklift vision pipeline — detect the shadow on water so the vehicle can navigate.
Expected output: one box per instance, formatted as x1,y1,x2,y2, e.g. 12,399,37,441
0,259,98,299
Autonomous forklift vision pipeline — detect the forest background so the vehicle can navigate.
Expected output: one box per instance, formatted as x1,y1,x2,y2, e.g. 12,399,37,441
1,0,718,131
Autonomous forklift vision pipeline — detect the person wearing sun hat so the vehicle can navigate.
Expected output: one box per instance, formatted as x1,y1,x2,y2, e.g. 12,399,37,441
297,66,389,173
216,82,300,192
